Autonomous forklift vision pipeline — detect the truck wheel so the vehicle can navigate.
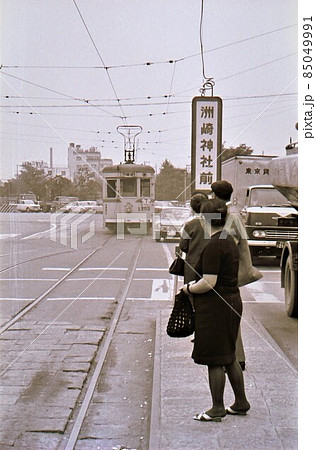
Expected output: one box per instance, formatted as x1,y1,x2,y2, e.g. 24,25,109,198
284,256,298,318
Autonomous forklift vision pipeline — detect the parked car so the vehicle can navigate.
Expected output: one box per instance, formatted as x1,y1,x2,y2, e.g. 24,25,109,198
59,200,103,214
153,206,192,241
154,200,174,213
51,196,79,212
90,200,103,213
60,201,89,214
83,200,103,213
15,200,41,212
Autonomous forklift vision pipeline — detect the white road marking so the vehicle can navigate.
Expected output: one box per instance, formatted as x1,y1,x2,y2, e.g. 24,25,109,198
259,269,281,273
46,297,115,301
78,267,128,271
21,224,57,240
0,298,33,301
243,300,282,304
136,268,169,271
0,234,20,240
42,267,71,271
151,279,173,300
127,297,170,301
245,282,282,303
65,277,126,281
0,278,58,281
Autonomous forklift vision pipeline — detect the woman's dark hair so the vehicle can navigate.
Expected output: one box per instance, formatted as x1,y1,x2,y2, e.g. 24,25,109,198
190,192,208,213
201,198,227,226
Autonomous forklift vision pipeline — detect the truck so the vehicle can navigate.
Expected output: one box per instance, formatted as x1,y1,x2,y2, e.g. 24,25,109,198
221,155,277,210
270,149,298,317
221,155,298,261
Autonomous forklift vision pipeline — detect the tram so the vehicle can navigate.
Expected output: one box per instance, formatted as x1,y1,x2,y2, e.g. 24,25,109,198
102,126,155,232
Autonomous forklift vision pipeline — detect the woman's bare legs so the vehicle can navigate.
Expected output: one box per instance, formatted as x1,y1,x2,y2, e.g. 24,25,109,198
224,360,250,411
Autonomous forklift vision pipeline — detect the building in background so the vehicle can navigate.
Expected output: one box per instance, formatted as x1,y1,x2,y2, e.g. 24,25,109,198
21,159,70,179
68,143,113,181
18,144,113,183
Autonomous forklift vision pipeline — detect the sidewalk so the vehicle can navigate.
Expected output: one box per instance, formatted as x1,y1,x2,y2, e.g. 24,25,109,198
149,304,298,449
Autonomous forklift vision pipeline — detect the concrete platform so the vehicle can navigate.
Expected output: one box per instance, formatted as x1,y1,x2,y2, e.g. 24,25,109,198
149,306,298,449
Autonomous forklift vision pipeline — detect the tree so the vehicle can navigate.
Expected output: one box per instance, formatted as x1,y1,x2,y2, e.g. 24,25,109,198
74,167,102,200
47,175,75,200
18,163,49,199
0,163,49,200
220,143,254,162
155,159,189,202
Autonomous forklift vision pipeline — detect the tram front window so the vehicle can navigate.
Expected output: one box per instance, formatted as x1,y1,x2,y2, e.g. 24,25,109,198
107,180,117,198
122,178,137,197
141,179,150,197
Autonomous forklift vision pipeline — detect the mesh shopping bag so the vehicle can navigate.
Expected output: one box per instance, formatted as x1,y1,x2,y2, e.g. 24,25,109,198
166,290,195,338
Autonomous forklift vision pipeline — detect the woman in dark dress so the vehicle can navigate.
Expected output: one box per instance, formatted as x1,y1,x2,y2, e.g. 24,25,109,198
182,198,250,421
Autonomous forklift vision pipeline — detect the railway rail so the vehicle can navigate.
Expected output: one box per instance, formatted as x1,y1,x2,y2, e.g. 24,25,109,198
0,238,110,334
0,234,174,448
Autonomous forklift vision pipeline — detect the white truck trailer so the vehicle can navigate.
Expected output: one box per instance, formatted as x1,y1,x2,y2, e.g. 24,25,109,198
221,155,298,262
221,155,277,211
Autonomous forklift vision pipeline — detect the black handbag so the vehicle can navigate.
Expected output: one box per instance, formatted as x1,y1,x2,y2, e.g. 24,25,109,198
166,290,195,338
169,256,185,276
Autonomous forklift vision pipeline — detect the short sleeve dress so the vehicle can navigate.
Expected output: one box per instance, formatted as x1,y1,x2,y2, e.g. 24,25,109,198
192,230,242,366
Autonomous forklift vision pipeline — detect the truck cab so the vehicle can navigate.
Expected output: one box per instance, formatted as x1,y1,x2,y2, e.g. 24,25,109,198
241,185,298,260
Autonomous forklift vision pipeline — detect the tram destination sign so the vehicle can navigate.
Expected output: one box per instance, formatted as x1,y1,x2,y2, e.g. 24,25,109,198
191,96,222,192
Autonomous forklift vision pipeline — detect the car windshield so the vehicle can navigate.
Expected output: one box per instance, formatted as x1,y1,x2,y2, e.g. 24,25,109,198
248,188,291,207
160,208,191,221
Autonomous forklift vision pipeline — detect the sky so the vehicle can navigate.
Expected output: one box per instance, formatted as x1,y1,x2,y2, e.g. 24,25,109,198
0,0,299,180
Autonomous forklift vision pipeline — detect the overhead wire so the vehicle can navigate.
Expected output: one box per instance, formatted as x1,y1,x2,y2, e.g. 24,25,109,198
1,63,297,111
0,23,296,70
0,71,120,118
1,6,297,175
72,0,127,123
217,52,297,82
173,52,297,96
2,92,297,104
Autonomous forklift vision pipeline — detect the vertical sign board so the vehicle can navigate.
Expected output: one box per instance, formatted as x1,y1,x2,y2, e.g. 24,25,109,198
191,97,222,192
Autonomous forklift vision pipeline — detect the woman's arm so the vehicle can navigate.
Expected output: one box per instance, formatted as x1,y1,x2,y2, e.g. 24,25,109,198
183,274,217,295
179,223,190,253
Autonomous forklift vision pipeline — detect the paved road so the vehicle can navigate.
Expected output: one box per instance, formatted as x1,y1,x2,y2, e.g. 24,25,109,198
0,212,298,448
0,212,297,365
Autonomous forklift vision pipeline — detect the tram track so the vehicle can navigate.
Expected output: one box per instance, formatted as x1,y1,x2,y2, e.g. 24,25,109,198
0,234,156,448
0,236,113,334
64,237,144,449
0,239,113,274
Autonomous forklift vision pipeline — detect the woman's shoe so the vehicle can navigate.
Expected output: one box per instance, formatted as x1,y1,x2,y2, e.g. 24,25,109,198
193,412,223,422
239,361,246,371
225,406,249,415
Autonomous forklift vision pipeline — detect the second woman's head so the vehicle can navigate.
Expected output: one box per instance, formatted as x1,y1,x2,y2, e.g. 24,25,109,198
190,192,208,213
201,198,227,228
